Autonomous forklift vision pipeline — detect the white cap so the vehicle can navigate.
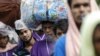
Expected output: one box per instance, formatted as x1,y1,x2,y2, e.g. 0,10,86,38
0,21,6,28
15,20,28,30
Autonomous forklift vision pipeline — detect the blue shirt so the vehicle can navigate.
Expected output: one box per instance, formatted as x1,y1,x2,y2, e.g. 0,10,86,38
54,34,66,56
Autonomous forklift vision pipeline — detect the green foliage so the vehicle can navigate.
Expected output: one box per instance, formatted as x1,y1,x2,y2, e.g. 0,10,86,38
96,0,100,5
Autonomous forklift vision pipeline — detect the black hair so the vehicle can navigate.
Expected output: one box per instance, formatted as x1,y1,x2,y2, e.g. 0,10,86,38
15,30,21,35
15,29,32,35
67,0,72,7
54,19,68,35
41,21,54,24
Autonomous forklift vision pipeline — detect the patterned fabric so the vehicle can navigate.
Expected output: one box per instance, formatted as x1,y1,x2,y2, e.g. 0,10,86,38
21,0,68,29
0,22,19,44
21,0,36,29
33,0,67,21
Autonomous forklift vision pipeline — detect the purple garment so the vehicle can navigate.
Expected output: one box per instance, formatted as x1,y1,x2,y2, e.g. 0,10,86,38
31,40,54,56
32,31,46,41
0,49,14,56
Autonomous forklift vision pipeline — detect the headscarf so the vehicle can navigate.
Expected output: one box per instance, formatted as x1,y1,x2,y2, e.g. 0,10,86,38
0,21,18,52
81,11,100,56
20,0,68,30
0,0,20,28
63,0,99,56
0,21,19,44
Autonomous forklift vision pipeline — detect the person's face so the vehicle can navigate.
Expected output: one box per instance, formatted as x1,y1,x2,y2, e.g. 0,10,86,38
0,35,9,48
42,23,54,36
71,0,91,25
19,29,32,42
93,26,100,56
56,28,63,38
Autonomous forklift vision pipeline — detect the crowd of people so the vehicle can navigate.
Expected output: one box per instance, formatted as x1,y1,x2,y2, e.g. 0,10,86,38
0,0,100,56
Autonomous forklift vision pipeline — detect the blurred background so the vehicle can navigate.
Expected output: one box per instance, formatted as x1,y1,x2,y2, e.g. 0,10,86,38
96,0,100,6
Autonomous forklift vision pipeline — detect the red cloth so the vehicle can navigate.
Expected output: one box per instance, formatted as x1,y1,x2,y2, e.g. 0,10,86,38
0,0,20,28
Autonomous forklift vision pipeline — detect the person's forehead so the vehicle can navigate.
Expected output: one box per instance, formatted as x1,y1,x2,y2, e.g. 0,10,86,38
72,0,90,4
57,28,62,31
20,28,30,32
42,23,53,27
0,36,7,39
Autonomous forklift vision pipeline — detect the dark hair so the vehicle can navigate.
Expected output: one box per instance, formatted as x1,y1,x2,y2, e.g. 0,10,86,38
15,29,32,35
15,30,21,35
0,34,8,38
54,19,68,35
41,21,54,24
67,0,72,7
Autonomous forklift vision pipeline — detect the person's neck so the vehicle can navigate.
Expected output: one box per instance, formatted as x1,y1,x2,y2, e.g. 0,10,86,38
30,37,35,45
24,37,35,52
76,23,81,31
25,37,35,47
